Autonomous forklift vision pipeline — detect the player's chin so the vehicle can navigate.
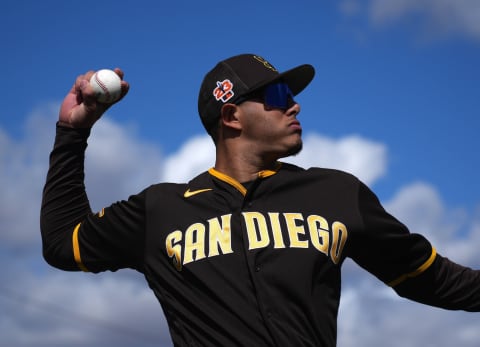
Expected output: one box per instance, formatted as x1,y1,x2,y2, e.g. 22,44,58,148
282,139,303,158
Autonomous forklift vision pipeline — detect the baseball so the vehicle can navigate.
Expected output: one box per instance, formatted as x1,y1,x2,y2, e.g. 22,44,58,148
89,69,122,103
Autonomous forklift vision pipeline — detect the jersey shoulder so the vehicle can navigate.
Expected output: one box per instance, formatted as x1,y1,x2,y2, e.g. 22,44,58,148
280,162,360,184
143,170,212,197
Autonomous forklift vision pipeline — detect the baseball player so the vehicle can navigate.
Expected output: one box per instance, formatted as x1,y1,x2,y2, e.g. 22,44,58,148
41,54,480,346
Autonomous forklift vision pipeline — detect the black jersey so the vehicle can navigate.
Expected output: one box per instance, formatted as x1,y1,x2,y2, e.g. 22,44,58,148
41,125,480,347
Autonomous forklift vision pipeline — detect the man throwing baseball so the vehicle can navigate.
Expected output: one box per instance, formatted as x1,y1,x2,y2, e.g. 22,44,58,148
41,54,480,346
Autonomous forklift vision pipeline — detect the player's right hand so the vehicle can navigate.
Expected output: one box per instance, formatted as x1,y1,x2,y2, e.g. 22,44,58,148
58,68,129,128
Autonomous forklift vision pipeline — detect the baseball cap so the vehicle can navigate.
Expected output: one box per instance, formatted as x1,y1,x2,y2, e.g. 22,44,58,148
198,54,315,135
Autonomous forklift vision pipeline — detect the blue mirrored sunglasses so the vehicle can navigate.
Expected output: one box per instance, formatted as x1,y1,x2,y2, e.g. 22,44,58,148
236,82,296,110
263,82,296,110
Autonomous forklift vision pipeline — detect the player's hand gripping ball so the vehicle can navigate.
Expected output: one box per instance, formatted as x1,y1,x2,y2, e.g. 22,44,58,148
89,69,122,104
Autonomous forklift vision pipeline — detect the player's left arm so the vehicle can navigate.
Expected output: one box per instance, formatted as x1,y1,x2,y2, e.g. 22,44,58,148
349,182,480,311
392,253,480,311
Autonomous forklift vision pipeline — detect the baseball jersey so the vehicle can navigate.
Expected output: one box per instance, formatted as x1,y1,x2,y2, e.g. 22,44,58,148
41,125,480,346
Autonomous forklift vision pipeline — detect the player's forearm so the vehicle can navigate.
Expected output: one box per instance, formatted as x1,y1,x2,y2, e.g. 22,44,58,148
40,124,93,270
394,254,480,311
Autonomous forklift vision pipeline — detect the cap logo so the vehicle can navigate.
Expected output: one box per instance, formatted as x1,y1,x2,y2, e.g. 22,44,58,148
253,55,277,72
213,79,234,103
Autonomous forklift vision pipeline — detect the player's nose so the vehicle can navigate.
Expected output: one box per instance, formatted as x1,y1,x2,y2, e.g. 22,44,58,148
286,101,300,117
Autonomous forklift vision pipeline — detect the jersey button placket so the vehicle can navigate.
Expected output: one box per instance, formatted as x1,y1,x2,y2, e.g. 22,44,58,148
241,186,280,344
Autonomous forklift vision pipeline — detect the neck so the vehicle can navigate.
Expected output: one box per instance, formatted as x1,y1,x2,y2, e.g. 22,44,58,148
214,143,279,183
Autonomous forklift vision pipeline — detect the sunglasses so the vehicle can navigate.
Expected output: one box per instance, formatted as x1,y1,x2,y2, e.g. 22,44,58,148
238,82,296,110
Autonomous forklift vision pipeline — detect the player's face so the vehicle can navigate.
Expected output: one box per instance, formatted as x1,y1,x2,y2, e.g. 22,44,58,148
237,96,303,160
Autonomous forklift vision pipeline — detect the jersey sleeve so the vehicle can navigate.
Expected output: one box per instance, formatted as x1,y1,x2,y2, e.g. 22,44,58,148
72,191,147,273
348,182,480,311
40,124,146,273
393,254,480,311
347,182,435,284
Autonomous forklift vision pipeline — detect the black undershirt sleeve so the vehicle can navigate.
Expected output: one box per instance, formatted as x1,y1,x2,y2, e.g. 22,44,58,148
40,124,93,270
40,124,146,273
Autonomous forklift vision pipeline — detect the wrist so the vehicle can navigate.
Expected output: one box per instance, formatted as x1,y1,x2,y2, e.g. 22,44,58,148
57,120,94,129
57,120,74,128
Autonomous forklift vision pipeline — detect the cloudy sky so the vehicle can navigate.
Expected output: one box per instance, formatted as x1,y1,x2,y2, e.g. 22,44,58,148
1,0,480,346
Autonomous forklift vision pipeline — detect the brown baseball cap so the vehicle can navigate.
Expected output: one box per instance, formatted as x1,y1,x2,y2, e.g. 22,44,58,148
197,54,315,135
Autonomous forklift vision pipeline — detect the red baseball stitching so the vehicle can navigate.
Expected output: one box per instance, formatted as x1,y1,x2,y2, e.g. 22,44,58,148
94,72,111,101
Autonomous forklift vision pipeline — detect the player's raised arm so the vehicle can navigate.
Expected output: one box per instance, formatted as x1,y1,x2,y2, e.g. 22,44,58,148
40,69,129,270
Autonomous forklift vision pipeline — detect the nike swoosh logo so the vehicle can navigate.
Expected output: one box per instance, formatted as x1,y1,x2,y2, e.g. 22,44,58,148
183,188,213,198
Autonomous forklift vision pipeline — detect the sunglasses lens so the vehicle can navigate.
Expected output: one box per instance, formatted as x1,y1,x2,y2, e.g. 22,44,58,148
264,83,295,109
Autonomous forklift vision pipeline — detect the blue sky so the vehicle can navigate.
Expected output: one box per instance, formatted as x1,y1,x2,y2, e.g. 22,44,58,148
3,0,480,205
1,1,480,346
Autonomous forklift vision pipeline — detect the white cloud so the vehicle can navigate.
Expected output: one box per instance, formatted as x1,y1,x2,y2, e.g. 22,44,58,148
161,135,215,183
384,182,480,264
1,271,170,347
286,133,387,186
0,107,174,346
0,104,56,247
85,118,163,210
339,182,480,346
338,280,480,347
339,0,362,17
0,105,163,247
1,109,479,347
160,132,387,186
340,0,480,40
385,182,458,244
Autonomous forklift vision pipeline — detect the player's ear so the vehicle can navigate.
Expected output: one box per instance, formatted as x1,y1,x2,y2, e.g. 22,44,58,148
220,103,242,131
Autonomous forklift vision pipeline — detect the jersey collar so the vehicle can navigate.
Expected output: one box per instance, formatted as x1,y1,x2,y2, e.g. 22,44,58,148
208,162,282,196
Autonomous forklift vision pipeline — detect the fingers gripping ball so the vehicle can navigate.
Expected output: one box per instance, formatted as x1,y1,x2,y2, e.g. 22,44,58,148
89,69,122,103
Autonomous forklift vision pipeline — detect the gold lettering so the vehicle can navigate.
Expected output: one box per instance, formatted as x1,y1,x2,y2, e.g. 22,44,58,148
166,212,349,270
284,213,308,248
183,223,206,265
268,212,286,249
253,55,277,72
307,215,329,255
208,214,233,257
243,212,270,250
166,230,183,271
331,221,348,264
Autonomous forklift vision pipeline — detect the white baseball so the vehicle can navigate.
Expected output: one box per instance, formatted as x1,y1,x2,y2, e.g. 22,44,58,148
89,69,122,103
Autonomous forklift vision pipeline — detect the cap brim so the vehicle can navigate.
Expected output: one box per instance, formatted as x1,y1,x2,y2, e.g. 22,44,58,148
247,64,315,97
280,64,315,96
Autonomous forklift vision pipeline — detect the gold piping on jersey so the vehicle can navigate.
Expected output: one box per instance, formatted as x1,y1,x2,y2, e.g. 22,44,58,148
388,247,437,287
72,223,89,272
258,162,282,178
208,168,247,196
208,163,281,196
